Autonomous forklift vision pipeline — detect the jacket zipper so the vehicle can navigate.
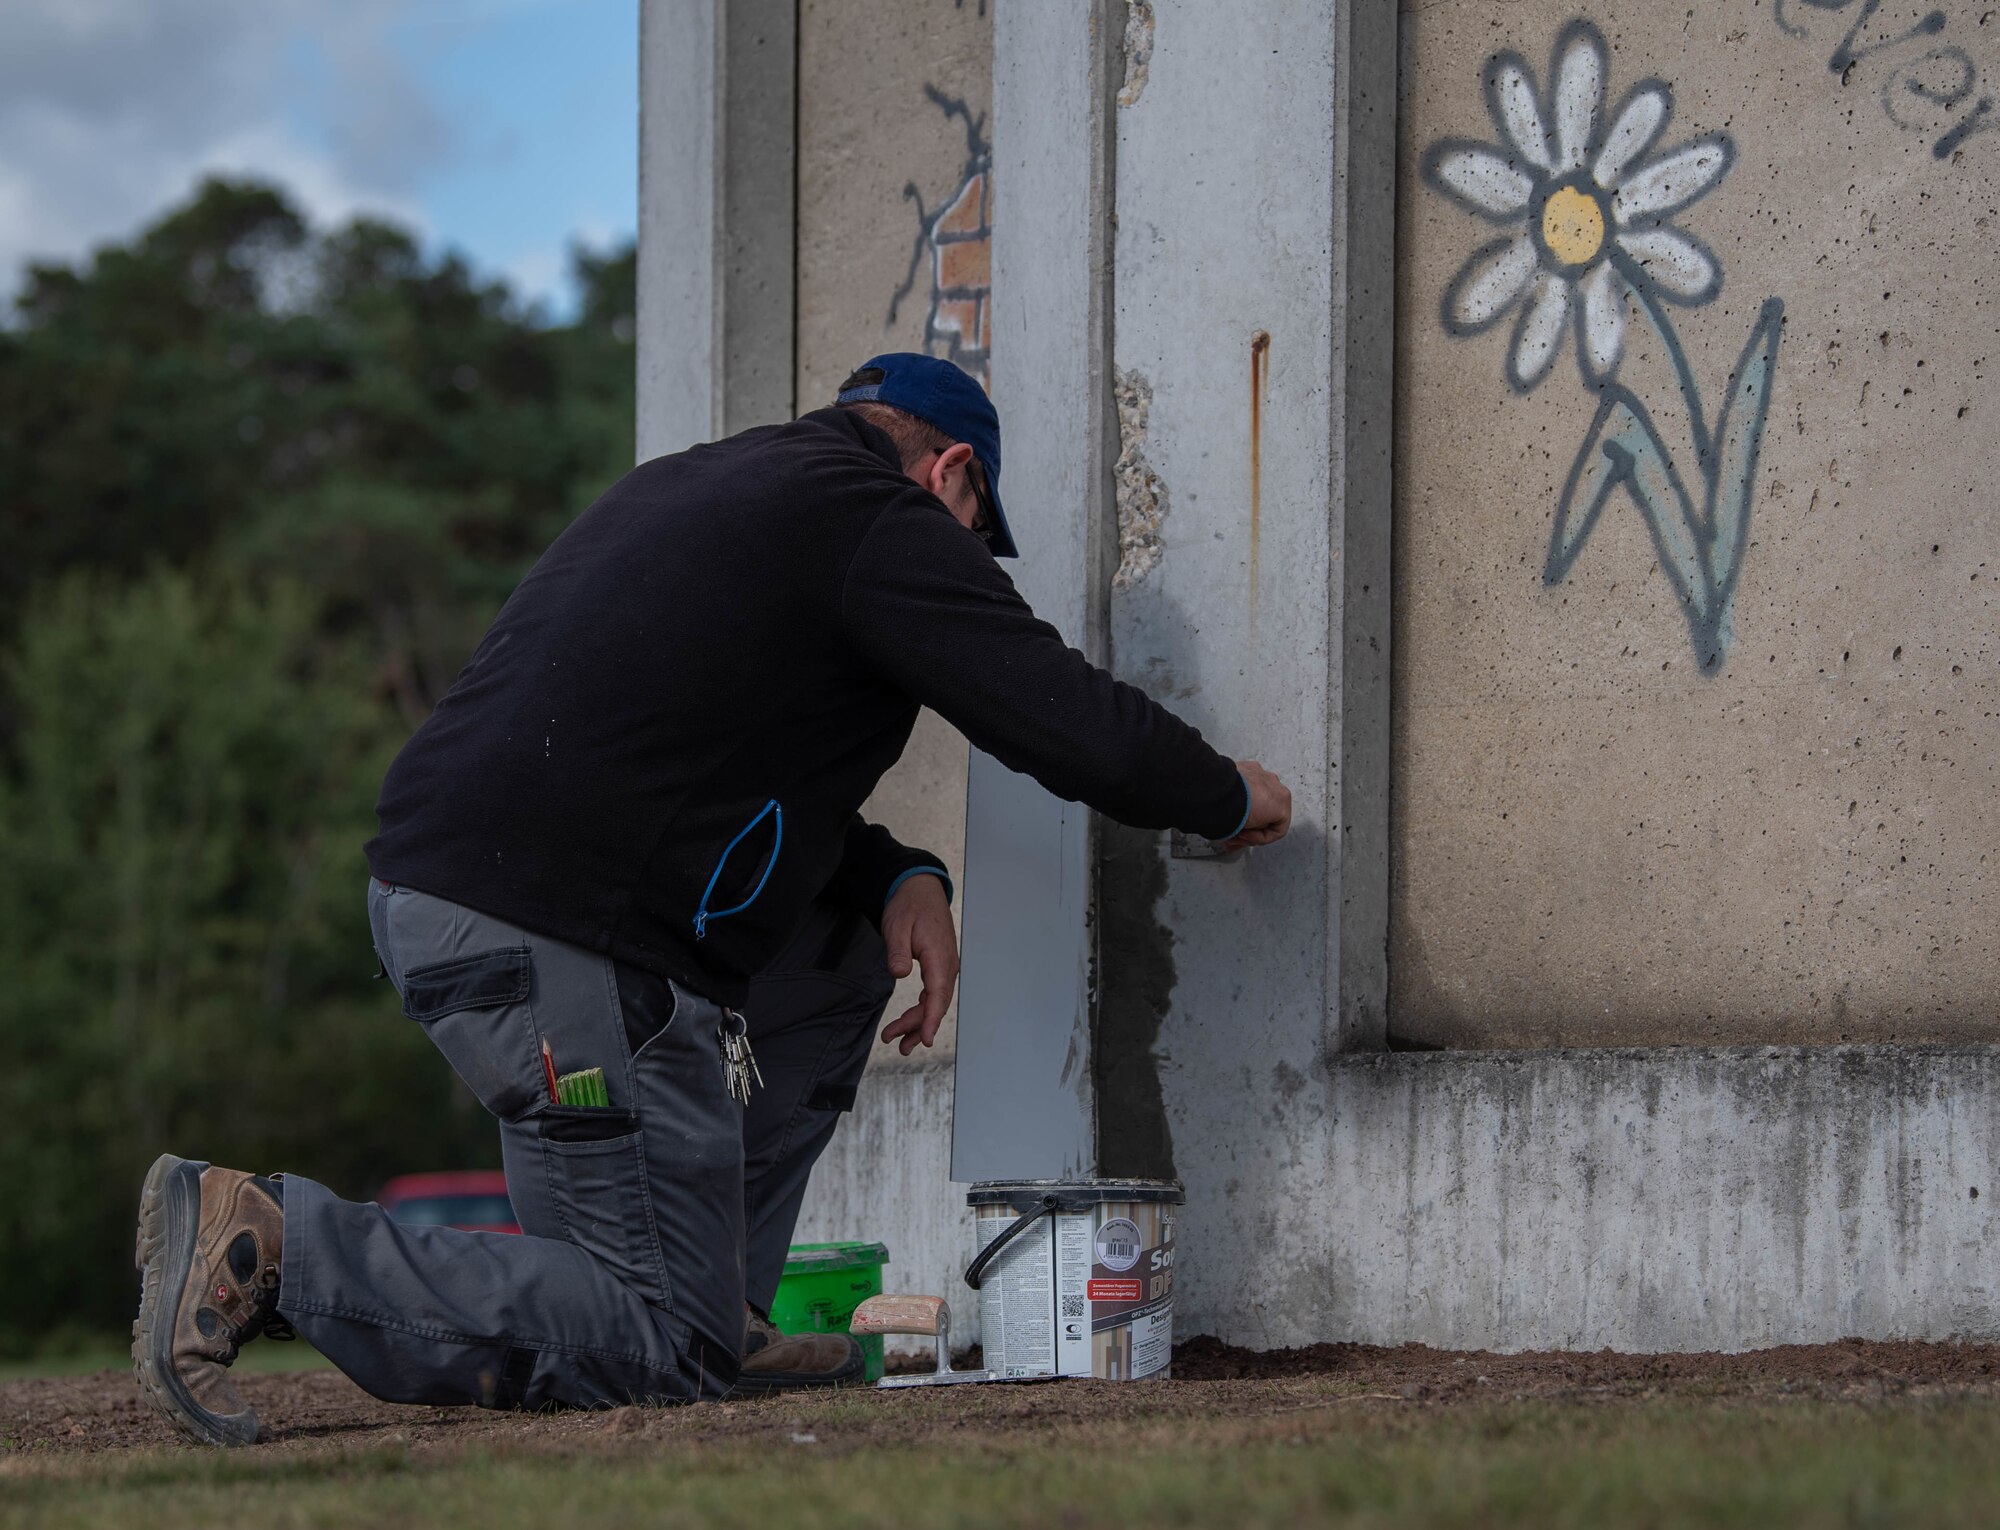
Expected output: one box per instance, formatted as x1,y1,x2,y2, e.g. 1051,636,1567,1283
693,799,783,940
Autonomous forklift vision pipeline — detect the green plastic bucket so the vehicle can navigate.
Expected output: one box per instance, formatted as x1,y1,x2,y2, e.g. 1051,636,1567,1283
769,1241,889,1381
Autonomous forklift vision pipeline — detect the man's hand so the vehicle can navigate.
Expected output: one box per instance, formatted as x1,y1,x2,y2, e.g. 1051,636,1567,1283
1220,759,1292,850
878,873,959,1055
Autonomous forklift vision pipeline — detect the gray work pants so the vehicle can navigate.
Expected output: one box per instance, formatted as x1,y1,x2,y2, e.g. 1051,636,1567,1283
275,878,894,1409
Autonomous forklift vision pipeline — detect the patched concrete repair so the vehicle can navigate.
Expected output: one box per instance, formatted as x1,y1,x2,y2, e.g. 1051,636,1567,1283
1112,368,1169,589
1117,1,1153,109
1093,821,1179,1181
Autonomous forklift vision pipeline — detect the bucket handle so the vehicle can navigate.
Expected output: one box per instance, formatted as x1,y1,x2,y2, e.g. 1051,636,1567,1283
963,1193,1062,1290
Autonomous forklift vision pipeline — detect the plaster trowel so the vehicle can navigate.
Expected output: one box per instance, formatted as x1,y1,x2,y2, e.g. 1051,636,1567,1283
849,1294,1026,1388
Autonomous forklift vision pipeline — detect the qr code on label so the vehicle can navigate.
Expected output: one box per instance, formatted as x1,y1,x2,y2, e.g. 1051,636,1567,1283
1061,1295,1085,1318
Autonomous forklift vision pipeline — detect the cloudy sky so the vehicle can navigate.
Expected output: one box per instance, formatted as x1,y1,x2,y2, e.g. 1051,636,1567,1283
0,0,636,315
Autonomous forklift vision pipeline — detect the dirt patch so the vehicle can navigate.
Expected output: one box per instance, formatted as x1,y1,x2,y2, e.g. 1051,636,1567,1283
7,1337,1999,1463
1171,1334,2000,1393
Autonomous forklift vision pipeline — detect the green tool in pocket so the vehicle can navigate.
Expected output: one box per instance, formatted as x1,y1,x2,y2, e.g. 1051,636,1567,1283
555,1067,610,1107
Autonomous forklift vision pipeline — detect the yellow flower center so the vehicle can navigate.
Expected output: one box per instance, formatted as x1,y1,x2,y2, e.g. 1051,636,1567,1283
1541,185,1606,267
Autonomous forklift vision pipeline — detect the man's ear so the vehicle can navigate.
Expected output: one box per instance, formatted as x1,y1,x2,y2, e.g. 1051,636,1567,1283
927,441,975,501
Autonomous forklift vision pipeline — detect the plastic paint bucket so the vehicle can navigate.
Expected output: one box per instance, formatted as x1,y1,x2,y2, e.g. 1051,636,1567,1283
965,1179,1183,1380
771,1240,889,1381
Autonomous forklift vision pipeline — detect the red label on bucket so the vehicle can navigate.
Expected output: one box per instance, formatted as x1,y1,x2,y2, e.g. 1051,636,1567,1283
1088,1278,1143,1302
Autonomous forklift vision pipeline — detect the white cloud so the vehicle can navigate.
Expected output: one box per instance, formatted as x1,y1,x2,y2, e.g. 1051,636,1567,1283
501,246,567,315
0,0,454,292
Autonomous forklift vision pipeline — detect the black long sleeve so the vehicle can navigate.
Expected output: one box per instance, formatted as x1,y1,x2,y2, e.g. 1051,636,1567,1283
367,406,1242,1010
840,496,1248,840
827,814,951,926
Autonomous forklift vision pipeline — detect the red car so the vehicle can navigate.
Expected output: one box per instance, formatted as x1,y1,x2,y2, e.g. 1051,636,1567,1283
377,1171,520,1234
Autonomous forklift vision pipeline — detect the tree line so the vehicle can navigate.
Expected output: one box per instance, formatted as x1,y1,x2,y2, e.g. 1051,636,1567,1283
0,178,637,1353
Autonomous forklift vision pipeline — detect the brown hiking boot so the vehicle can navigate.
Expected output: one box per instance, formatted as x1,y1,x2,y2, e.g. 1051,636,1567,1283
731,1307,866,1396
131,1154,291,1446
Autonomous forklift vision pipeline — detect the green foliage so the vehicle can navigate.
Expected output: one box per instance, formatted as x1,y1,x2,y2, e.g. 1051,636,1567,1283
0,177,635,1351
0,573,480,1350
0,175,636,725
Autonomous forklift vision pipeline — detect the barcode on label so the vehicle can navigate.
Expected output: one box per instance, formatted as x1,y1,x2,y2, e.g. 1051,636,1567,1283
1061,1295,1085,1318
1104,1241,1134,1259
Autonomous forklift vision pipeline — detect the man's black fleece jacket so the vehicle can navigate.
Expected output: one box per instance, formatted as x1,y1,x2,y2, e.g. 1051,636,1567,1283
365,407,1249,1007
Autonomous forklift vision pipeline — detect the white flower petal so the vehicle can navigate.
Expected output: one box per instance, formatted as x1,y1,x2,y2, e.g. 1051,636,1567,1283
1446,236,1539,331
1510,273,1570,390
1612,135,1733,222
1492,61,1554,171
1579,261,1625,380
1593,87,1669,188
1430,145,1537,218
1615,226,1721,301
1553,33,1604,171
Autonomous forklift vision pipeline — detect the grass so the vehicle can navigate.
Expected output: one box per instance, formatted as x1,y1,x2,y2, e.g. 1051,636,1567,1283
0,1342,333,1383
5,1398,2000,1528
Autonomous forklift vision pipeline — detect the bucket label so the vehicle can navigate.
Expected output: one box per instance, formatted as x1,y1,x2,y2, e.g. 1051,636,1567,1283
1094,1217,1143,1271
1090,1202,1175,1380
1055,1213,1094,1377
973,1209,1057,1378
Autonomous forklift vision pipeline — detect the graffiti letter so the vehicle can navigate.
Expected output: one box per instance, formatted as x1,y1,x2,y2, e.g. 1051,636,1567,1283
1935,95,1997,157
1826,0,1948,77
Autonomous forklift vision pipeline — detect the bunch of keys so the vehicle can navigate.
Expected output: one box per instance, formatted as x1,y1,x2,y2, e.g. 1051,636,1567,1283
719,1008,763,1105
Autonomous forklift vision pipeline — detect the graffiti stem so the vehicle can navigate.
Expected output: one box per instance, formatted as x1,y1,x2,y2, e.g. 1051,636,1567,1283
1616,255,1714,476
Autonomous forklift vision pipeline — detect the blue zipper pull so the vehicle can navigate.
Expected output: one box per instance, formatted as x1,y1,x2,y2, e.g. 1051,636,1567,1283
693,799,783,941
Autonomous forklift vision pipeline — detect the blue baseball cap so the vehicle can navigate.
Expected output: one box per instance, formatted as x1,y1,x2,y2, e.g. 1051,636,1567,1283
836,352,1016,558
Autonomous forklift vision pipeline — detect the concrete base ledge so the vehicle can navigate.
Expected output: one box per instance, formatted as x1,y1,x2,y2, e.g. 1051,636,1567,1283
1311,1045,2000,1354
802,1045,2000,1357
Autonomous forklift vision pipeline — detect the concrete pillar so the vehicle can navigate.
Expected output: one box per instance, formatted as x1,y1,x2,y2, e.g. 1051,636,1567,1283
1094,0,1395,1339
636,0,796,461
956,0,1398,1263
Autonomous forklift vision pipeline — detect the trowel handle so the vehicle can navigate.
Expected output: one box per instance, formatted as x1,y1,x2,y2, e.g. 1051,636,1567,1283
851,1293,949,1341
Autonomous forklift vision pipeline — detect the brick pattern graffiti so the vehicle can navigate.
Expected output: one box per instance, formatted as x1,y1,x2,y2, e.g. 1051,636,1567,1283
889,85,991,388
1422,19,1785,672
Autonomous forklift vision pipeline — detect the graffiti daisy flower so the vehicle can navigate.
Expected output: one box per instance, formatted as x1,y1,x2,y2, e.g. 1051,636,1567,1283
1422,19,1734,391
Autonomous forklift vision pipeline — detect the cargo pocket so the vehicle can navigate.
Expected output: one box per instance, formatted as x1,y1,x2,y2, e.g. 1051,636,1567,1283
401,947,544,1123
539,1109,668,1306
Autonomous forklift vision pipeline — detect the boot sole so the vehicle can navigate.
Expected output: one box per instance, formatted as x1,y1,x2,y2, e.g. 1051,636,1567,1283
132,1153,260,1447
727,1348,869,1397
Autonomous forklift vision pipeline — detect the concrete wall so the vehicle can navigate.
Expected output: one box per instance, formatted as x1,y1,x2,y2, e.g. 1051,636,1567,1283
644,0,2000,1358
1391,1,2000,1048
796,0,993,1062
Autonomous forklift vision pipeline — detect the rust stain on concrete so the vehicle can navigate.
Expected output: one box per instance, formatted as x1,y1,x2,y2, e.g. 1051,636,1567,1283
1250,330,1270,617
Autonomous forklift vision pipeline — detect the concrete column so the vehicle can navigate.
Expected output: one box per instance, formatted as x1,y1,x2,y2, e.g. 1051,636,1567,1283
957,0,1397,1220
1095,0,1395,1339
636,0,796,462
950,0,1121,1182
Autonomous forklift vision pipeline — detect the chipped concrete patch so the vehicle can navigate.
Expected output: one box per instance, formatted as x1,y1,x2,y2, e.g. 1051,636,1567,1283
1114,367,1169,588
1118,1,1154,108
